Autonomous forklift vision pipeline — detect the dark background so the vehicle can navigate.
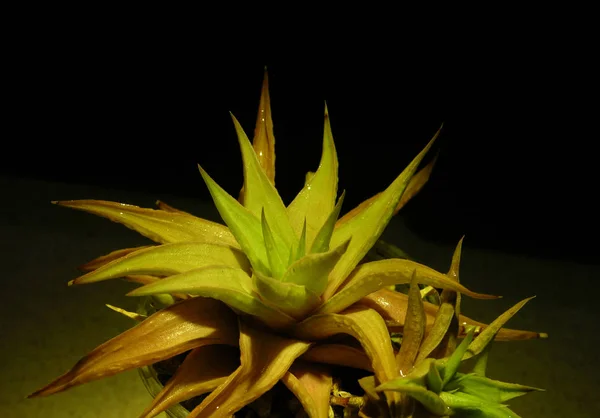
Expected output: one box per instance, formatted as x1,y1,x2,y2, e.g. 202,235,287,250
3,31,596,265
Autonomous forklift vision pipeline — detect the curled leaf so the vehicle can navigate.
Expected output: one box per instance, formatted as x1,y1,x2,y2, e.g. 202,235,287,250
189,320,311,417
281,361,333,418
318,259,497,316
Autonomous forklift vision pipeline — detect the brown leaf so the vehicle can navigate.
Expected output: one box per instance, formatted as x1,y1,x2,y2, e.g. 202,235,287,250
189,320,311,417
28,297,238,397
281,361,333,418
300,343,373,372
139,345,240,418
396,275,425,375
362,289,546,341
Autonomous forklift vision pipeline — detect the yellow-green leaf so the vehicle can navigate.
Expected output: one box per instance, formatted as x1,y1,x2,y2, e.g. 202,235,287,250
282,238,350,297
324,134,437,300
251,68,276,184
54,200,238,247
310,191,345,254
253,272,321,320
70,241,250,285
189,321,311,417
28,297,238,397
139,345,240,418
464,297,536,360
127,266,296,330
318,259,497,316
281,362,333,418
198,166,270,276
78,246,153,271
261,208,288,279
375,381,450,416
287,104,338,248
232,113,295,247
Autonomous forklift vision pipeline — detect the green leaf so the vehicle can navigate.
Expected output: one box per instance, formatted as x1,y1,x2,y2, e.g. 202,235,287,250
191,320,311,417
324,132,438,300
464,297,536,360
198,166,270,276
317,259,497,316
396,273,426,375
28,297,238,398
439,392,523,418
472,342,492,376
127,266,296,330
310,191,345,254
70,241,251,285
54,200,238,246
296,219,307,260
287,104,339,249
253,272,321,319
375,381,449,416
231,113,296,248
281,238,350,297
445,373,544,404
442,327,475,387
261,208,287,279
426,360,443,394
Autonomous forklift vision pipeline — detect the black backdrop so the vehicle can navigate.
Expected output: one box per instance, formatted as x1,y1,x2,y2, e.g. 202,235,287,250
3,37,596,265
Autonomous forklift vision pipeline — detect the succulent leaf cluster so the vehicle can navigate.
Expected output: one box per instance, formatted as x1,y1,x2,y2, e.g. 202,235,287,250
29,71,546,418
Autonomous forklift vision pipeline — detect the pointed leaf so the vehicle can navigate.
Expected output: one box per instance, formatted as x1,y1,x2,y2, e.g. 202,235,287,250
127,266,297,330
139,345,240,418
251,68,276,184
281,361,333,418
105,304,145,322
445,373,543,404
78,246,153,271
464,297,536,360
293,306,399,388
54,200,238,247
318,259,497,316
396,274,426,375
198,166,271,276
426,360,443,394
261,208,287,278
70,241,250,285
253,272,321,319
310,191,345,254
28,297,238,397
472,342,492,377
282,238,350,296
416,239,464,363
337,153,438,227
189,321,311,417
442,327,475,386
288,105,339,248
155,200,194,216
439,392,523,418
375,382,450,416
324,134,437,300
232,113,295,247
300,344,373,372
296,219,307,259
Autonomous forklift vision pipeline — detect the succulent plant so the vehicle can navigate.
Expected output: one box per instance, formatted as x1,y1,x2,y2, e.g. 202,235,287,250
29,70,546,417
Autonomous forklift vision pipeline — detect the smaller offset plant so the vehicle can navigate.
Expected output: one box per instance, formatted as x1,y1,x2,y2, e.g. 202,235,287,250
29,70,546,417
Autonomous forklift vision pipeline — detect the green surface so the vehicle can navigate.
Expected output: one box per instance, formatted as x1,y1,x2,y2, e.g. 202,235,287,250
2,176,598,417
